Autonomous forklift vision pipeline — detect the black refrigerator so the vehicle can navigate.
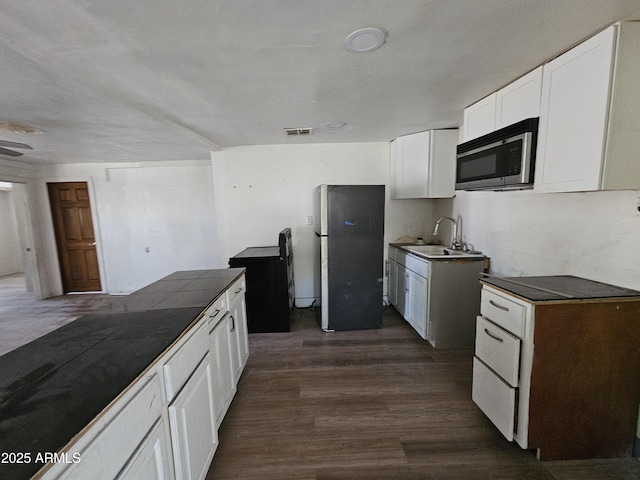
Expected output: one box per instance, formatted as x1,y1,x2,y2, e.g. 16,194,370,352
314,185,385,331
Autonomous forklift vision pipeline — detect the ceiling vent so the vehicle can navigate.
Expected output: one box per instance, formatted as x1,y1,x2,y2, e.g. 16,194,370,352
284,127,313,136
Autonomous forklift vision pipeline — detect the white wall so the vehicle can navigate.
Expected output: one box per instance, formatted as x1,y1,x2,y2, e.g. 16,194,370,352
36,161,219,295
211,143,435,306
435,189,640,290
3,146,436,300
0,188,22,276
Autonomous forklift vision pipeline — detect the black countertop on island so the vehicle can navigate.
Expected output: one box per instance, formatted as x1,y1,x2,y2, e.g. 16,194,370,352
0,268,244,480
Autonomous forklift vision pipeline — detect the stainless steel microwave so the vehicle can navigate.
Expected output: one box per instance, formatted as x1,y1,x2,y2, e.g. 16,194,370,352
455,118,539,191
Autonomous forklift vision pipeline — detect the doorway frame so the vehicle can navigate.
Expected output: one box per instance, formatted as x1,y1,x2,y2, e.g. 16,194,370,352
0,171,107,299
0,180,39,294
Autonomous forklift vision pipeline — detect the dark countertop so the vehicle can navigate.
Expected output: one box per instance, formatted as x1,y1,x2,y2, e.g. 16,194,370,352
230,246,281,259
480,275,640,302
0,268,244,480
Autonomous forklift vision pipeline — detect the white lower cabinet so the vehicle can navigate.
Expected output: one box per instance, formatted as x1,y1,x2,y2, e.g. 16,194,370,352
227,278,249,383
388,245,484,348
405,267,428,340
393,249,407,317
117,420,173,480
231,297,249,380
55,375,167,480
387,247,397,306
168,354,218,480
209,313,236,424
390,247,430,341
39,273,249,480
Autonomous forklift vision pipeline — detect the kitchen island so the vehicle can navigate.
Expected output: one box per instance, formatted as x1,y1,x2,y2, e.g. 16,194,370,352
0,268,248,480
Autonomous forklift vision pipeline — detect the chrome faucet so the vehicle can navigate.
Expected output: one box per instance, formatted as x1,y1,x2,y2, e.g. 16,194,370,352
432,216,461,250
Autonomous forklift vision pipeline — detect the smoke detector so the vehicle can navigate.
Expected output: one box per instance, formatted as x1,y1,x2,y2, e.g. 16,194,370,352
284,127,313,136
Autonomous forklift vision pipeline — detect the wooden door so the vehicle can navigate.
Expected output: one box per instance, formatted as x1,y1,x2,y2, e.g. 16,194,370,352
47,182,101,292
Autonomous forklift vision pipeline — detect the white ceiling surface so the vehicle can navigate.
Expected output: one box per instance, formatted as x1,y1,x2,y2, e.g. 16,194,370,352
2,1,640,165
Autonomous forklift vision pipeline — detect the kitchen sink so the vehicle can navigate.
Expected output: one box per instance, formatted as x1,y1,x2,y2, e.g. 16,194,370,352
403,244,485,259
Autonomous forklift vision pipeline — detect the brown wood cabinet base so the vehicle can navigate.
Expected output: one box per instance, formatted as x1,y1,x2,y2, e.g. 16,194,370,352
528,300,640,460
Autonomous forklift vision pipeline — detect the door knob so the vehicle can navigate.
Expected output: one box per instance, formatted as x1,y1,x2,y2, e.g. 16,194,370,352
88,242,96,246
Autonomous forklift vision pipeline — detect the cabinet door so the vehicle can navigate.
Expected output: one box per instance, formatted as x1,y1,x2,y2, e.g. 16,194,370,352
229,294,249,383
535,26,615,193
495,67,542,129
406,269,428,340
169,355,218,480
393,130,457,199
209,314,236,425
395,262,407,317
395,131,431,199
57,375,164,480
426,130,458,198
389,139,399,199
388,258,397,306
117,420,174,480
463,93,497,141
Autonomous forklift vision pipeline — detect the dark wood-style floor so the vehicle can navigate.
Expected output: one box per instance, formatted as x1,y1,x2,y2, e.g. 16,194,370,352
207,307,640,480
1,275,638,479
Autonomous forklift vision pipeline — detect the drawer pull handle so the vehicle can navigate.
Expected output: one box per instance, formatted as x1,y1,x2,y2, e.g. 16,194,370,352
208,309,221,318
484,328,504,343
489,299,509,312
234,288,242,294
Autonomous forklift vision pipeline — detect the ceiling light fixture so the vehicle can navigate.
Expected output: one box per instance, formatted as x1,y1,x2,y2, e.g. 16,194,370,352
344,27,387,53
326,121,346,129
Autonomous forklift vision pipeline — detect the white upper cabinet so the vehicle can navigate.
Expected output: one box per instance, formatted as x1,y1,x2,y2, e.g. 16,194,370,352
390,129,458,199
535,22,640,192
462,93,497,141
462,67,542,142
495,66,542,129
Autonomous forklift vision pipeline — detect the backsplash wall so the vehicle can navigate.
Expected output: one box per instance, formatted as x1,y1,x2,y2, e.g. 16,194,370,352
434,189,640,291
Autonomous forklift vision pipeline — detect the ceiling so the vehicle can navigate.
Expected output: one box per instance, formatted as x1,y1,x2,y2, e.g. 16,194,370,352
2,0,640,165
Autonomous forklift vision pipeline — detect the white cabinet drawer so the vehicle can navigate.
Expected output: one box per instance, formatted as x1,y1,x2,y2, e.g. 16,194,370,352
116,419,173,480
225,276,246,307
205,295,227,328
475,316,520,387
472,357,516,442
480,288,527,337
163,320,208,402
405,253,429,278
395,249,407,267
59,375,164,480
